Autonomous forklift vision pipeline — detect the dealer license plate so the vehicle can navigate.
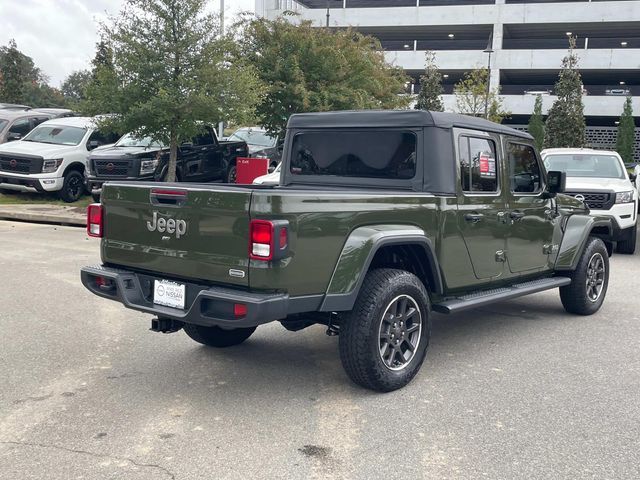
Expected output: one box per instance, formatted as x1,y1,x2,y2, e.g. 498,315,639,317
153,279,186,309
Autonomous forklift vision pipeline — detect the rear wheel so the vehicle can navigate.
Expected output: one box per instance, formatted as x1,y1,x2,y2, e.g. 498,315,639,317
59,170,84,203
183,323,256,348
226,163,237,183
616,226,637,254
560,237,609,315
339,268,431,392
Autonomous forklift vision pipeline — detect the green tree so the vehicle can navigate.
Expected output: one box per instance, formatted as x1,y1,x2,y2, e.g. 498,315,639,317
84,0,262,182
0,39,40,104
453,68,508,123
616,96,635,164
61,69,92,106
0,39,66,107
544,37,586,148
528,95,545,151
414,51,443,112
236,17,409,137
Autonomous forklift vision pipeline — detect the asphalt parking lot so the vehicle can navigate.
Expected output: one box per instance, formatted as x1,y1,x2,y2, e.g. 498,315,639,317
1,220,639,480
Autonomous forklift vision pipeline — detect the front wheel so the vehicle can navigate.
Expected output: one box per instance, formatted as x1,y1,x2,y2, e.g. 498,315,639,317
616,226,636,254
59,170,85,203
339,268,431,392
183,323,256,348
560,237,609,315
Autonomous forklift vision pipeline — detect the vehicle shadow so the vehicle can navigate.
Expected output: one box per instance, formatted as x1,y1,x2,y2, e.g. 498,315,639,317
139,294,571,398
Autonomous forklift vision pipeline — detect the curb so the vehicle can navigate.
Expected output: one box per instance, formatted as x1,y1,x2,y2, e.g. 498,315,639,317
0,209,86,227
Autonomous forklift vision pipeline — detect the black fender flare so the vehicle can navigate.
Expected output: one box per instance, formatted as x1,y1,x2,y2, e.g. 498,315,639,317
319,225,443,312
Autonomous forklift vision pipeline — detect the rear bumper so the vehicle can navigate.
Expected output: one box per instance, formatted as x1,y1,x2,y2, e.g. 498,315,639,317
81,264,290,328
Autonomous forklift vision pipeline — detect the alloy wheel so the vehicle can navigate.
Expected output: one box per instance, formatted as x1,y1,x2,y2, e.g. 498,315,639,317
378,294,422,371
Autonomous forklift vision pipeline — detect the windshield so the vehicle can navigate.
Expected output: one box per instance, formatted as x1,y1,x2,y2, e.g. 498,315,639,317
544,153,625,179
229,129,276,148
22,125,87,146
0,119,8,132
115,133,165,148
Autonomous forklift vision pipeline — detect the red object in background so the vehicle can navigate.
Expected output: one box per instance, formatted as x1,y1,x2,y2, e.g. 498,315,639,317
235,157,269,184
479,154,490,174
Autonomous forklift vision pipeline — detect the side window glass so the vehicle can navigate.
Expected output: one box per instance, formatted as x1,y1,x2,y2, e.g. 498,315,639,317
31,117,49,128
508,143,542,193
9,118,31,136
459,136,498,193
193,130,214,146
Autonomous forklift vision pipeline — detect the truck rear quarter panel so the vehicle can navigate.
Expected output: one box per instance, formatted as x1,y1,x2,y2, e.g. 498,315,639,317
248,191,474,296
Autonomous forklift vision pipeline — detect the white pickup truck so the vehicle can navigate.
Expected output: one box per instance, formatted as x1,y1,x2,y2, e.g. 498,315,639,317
542,148,638,254
0,117,118,202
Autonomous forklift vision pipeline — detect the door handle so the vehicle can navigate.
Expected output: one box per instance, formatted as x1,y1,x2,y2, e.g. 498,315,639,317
510,210,525,221
464,213,484,223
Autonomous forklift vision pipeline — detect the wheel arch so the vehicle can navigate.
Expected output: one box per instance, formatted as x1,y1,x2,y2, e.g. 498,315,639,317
62,161,85,177
555,215,614,270
319,225,443,312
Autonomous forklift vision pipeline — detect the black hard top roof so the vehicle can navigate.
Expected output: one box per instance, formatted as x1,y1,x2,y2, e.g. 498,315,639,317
287,109,532,140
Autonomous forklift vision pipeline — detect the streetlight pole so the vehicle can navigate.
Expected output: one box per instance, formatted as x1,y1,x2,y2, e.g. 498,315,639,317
326,1,330,28
483,46,494,120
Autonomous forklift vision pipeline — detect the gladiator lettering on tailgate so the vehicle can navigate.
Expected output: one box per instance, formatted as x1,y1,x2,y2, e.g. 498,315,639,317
147,211,187,239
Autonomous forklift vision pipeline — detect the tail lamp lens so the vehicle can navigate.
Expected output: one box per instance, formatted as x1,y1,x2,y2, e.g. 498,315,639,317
250,220,273,259
87,203,103,237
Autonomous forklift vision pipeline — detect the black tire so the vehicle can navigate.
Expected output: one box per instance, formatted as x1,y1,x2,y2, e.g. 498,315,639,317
226,163,237,183
339,268,431,392
183,323,256,348
58,170,85,203
560,237,609,315
616,226,637,254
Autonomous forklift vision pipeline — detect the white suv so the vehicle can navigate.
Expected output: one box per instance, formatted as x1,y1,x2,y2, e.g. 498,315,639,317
0,117,118,202
542,148,638,254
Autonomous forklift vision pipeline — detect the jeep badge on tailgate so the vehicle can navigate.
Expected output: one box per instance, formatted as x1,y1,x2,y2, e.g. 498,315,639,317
146,211,187,239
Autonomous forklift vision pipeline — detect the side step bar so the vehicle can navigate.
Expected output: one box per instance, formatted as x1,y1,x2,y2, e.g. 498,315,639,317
433,277,571,314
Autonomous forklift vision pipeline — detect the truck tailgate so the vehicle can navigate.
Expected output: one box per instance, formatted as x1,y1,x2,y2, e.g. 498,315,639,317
101,183,251,286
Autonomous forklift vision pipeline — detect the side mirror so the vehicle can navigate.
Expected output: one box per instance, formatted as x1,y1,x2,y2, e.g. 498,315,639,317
7,132,22,141
88,140,101,150
546,170,566,196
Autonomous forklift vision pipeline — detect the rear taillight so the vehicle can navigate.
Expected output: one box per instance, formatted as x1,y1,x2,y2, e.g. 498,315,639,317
87,203,103,237
249,219,289,261
250,220,274,260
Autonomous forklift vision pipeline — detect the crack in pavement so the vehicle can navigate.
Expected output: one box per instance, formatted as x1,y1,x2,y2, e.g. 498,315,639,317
0,440,176,479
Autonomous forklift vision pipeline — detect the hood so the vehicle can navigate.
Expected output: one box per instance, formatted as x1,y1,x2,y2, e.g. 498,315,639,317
0,140,80,158
565,176,633,192
247,144,275,155
89,145,164,159
253,170,280,185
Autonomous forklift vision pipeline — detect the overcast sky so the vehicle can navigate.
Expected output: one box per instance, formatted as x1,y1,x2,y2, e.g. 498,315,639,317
0,0,254,87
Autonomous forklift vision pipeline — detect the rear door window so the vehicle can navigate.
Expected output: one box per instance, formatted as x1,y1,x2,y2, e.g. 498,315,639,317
290,130,417,179
194,129,215,146
458,136,498,193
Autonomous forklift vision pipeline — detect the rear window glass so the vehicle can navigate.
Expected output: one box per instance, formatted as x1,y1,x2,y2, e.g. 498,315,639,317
290,130,417,180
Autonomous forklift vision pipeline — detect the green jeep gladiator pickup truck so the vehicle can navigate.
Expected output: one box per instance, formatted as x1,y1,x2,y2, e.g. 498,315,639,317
81,110,615,392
